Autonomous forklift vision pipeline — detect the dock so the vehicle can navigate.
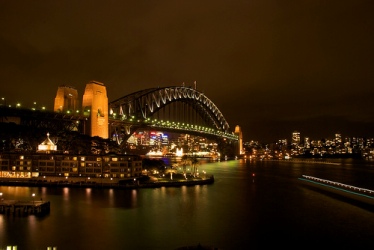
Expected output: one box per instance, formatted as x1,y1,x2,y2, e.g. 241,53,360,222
299,175,374,208
0,199,50,215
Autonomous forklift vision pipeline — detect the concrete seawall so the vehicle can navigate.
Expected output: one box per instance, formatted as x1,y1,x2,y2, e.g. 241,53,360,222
0,175,215,189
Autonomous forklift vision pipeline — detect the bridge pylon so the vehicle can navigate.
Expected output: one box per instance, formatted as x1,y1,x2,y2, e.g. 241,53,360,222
82,81,109,139
234,125,244,155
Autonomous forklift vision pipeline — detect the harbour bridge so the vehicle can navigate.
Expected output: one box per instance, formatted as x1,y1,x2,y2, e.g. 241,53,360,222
108,86,238,144
0,83,241,154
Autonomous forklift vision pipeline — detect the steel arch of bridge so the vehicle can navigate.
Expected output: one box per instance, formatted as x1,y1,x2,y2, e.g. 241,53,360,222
108,86,233,141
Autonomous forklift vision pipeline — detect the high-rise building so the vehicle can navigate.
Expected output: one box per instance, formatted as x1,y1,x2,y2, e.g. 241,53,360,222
54,85,79,112
304,137,310,149
292,131,300,147
335,133,342,145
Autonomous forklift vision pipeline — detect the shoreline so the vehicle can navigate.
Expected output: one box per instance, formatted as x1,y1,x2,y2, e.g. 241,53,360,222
0,175,215,189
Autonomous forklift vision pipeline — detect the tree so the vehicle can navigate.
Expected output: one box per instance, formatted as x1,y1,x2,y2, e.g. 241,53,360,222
190,155,199,177
181,155,188,174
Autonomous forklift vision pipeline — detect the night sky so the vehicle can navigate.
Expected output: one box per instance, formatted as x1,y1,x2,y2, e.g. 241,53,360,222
1,1,373,143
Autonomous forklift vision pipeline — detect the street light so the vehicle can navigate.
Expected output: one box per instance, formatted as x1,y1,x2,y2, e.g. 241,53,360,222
32,193,35,204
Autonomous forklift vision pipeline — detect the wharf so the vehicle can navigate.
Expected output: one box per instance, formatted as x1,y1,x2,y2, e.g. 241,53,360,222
0,175,215,189
299,175,374,208
0,199,50,215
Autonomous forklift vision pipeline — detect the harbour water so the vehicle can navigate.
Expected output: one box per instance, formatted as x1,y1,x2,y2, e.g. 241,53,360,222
1,158,374,249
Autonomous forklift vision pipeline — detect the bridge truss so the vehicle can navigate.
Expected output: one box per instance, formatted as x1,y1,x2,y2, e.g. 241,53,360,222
108,86,237,145
0,86,238,151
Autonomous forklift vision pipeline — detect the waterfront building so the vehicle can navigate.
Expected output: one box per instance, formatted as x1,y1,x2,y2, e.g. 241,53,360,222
37,133,57,153
0,153,142,180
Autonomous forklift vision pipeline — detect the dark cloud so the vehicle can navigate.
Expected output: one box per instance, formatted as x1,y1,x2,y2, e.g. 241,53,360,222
1,0,373,143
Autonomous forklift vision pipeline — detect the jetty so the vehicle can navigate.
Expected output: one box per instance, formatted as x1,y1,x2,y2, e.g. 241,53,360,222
299,175,374,207
0,199,50,215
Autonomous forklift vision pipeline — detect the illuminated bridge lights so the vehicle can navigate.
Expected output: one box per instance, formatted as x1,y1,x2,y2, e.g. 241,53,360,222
3,86,239,142
118,116,237,140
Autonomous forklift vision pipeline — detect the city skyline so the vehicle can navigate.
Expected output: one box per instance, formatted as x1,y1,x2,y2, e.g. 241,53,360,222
1,1,373,143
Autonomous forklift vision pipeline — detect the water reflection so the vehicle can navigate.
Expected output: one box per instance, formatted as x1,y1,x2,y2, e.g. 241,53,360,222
1,159,374,249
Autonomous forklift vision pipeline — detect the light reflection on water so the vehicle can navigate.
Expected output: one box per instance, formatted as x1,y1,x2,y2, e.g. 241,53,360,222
0,159,374,249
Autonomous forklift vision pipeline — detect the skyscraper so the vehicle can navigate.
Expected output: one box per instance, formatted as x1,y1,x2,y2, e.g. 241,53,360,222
292,131,300,147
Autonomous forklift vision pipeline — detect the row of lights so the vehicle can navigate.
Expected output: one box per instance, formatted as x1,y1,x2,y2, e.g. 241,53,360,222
2,98,237,139
1,98,47,110
2,97,237,140
1,98,92,115
109,114,238,140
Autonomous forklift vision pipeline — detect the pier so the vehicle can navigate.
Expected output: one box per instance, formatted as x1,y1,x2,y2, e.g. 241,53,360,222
0,199,50,215
299,175,374,208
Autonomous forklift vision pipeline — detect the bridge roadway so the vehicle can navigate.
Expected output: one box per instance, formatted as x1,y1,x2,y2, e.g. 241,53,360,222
108,116,238,141
0,106,238,141
0,83,241,149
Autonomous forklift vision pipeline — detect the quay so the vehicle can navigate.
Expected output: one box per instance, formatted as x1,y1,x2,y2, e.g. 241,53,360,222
0,199,50,215
299,175,374,208
0,174,215,189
